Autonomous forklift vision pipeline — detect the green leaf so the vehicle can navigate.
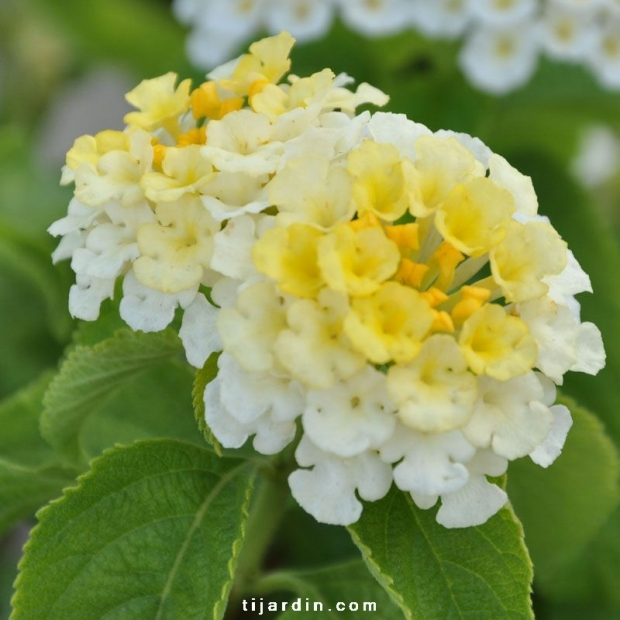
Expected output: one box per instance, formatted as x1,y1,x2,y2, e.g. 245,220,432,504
544,505,620,607
0,126,74,345
0,373,56,470
41,329,184,465
11,439,257,620
193,352,222,456
78,360,205,460
348,489,533,620
0,460,75,537
538,603,620,620
263,560,403,619
0,374,77,536
508,396,620,591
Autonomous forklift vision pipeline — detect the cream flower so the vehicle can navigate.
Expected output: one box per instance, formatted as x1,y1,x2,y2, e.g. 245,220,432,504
387,335,478,434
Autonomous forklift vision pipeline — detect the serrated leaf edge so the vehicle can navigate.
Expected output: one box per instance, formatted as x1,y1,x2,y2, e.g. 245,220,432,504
40,328,183,463
11,439,258,620
192,352,223,456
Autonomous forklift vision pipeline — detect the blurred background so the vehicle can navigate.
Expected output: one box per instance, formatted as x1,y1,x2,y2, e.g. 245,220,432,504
2,0,620,618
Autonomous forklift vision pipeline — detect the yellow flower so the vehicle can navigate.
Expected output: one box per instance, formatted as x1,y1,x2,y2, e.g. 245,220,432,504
141,145,214,202
318,224,400,296
344,282,434,364
490,220,567,302
69,129,153,207
409,135,482,217
435,177,514,257
348,141,409,222
219,31,295,98
459,304,538,380
252,224,324,298
190,81,244,121
268,155,354,230
124,72,192,135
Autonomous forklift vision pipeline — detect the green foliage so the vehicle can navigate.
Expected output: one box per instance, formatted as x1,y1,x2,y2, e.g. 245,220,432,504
0,374,77,536
348,489,534,620
41,329,186,465
11,440,257,620
542,505,620,610
34,0,192,77
508,396,620,591
0,127,73,396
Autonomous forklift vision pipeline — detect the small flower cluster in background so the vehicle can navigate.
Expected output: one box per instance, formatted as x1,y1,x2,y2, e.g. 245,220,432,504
173,0,620,93
50,32,605,529
572,124,620,188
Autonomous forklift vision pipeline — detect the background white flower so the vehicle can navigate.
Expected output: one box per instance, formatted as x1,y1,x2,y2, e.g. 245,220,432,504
173,0,620,92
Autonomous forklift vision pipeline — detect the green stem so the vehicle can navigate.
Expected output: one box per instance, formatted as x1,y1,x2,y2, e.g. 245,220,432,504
252,571,310,598
230,463,291,606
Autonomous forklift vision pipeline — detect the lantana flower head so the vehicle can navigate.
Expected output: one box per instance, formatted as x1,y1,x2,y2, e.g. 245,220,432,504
51,32,605,528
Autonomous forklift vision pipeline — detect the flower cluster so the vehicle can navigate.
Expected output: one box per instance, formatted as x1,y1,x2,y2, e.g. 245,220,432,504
51,32,605,528
173,0,620,93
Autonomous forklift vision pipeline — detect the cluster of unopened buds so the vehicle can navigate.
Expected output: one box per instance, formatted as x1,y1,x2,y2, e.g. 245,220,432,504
50,32,605,527
174,0,620,93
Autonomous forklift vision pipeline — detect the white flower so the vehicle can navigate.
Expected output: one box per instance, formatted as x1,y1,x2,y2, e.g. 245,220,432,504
367,112,432,161
289,436,393,525
201,170,270,221
210,214,265,280
462,372,554,459
119,270,196,332
459,20,540,94
530,404,573,467
68,275,116,321
217,353,303,425
469,0,537,26
540,5,598,61
436,450,508,528
179,293,222,367
175,0,266,68
543,249,592,312
71,223,138,280
412,0,472,38
204,365,298,454
302,366,396,458
264,0,335,42
587,19,620,88
337,0,413,37
571,125,620,187
518,297,605,383
381,426,476,498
